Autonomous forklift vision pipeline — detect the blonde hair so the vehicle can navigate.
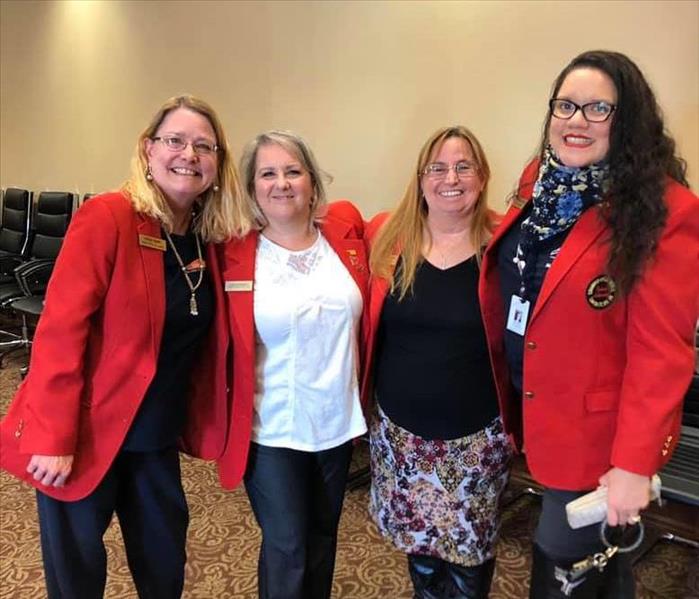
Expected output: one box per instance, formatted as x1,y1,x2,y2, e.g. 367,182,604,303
370,126,494,300
122,94,253,242
239,130,331,230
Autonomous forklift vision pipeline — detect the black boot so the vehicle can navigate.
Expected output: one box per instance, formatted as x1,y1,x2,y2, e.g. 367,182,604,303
445,558,495,598
598,551,635,599
408,554,449,599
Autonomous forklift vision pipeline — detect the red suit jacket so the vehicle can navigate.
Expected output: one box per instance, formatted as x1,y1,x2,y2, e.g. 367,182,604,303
359,212,391,405
216,200,370,490
479,162,699,490
0,192,229,501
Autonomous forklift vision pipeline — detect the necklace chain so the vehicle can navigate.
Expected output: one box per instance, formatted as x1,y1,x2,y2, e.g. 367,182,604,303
162,228,204,316
429,234,472,270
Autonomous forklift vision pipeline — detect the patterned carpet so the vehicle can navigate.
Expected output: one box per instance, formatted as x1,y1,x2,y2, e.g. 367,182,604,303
1,350,698,598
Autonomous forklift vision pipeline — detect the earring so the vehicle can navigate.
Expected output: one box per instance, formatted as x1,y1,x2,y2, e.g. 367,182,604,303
213,183,220,192
146,164,153,181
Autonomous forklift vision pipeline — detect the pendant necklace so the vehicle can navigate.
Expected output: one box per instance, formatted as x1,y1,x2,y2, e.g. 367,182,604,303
163,228,204,316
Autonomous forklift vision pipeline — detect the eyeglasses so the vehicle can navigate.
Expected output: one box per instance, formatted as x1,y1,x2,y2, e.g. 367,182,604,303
152,135,219,155
549,98,616,123
421,161,479,179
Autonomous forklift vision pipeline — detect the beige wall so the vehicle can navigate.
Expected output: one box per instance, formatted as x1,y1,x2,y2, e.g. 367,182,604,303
1,0,698,215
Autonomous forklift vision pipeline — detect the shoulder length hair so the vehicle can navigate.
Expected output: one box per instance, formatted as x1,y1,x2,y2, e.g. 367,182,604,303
538,50,689,294
239,130,330,231
370,125,495,300
122,94,253,242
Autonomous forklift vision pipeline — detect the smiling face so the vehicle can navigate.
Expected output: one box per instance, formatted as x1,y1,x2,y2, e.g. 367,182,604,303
549,67,617,167
420,136,484,220
144,107,218,208
253,143,314,228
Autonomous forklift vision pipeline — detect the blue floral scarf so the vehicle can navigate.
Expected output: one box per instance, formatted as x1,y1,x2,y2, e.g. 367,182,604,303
516,146,609,298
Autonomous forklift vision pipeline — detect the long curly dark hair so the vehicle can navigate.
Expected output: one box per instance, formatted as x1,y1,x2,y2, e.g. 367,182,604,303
537,50,689,294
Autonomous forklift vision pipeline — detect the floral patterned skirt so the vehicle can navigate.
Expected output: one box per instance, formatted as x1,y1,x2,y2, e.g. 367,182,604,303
369,405,513,566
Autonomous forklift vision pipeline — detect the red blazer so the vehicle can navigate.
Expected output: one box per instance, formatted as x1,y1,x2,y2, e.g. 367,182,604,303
359,212,391,405
0,192,229,501
216,200,370,490
479,162,699,490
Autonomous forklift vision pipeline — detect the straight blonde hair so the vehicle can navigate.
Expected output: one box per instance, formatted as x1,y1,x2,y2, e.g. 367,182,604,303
122,95,253,242
370,126,495,300
238,130,331,231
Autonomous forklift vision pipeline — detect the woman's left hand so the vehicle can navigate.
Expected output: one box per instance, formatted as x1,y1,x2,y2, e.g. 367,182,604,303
599,467,651,527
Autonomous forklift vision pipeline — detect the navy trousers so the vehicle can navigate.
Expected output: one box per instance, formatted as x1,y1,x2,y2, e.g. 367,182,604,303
36,447,188,599
244,441,353,599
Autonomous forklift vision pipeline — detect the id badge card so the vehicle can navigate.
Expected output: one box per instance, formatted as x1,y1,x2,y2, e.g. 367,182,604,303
506,294,530,336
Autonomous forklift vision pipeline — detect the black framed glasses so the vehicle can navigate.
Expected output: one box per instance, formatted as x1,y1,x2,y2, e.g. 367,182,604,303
549,98,616,123
421,161,479,179
152,135,219,155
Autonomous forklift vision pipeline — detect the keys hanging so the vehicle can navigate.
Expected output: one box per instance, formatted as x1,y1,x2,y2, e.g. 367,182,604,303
554,546,619,596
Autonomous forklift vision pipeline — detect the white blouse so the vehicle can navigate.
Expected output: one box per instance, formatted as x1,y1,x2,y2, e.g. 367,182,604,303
252,231,367,451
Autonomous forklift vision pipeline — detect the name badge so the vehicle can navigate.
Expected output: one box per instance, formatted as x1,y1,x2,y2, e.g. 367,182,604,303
225,280,253,292
506,294,530,336
138,234,166,251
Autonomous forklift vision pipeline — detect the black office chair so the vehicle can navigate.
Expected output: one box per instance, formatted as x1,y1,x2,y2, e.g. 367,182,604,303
0,188,33,285
0,192,74,364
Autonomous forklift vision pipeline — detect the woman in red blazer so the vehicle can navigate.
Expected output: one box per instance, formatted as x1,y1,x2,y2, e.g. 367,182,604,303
217,130,369,599
362,126,511,598
479,51,699,598
0,95,244,599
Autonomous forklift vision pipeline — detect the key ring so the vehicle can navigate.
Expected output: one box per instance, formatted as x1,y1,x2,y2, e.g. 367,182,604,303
600,520,644,553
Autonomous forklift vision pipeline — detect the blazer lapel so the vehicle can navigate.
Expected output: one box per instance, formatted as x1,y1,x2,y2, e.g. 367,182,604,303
321,219,370,308
530,207,608,322
488,200,529,253
206,242,227,345
223,233,258,361
136,216,165,358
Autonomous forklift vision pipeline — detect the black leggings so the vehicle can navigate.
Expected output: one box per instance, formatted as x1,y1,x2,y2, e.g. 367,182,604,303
530,488,635,598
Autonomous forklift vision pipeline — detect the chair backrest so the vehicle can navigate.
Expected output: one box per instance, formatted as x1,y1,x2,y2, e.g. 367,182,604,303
0,188,33,256
31,192,74,260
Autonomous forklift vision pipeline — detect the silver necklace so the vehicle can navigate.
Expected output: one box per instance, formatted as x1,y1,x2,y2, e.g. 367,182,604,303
162,229,204,316
430,236,470,270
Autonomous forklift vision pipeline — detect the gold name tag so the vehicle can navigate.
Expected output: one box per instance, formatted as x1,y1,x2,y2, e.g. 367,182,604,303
138,234,166,251
225,280,253,292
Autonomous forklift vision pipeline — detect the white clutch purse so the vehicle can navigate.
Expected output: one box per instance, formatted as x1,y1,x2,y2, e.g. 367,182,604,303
565,474,662,529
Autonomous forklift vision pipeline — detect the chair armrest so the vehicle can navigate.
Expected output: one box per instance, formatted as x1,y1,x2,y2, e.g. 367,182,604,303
0,255,23,276
14,259,55,296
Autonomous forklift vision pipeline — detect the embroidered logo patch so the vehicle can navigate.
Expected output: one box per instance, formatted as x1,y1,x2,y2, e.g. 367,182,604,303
586,275,617,309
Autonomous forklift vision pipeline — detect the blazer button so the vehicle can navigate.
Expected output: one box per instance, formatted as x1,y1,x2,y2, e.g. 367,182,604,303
526,341,537,350
524,391,535,400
